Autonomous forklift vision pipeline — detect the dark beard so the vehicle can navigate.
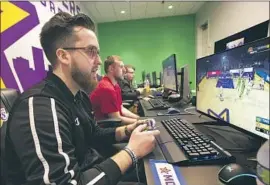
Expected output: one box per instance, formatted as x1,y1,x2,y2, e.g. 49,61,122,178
71,62,97,94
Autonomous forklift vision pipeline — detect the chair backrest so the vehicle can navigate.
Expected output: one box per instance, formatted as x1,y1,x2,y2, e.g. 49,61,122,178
0,88,20,184
1,88,19,127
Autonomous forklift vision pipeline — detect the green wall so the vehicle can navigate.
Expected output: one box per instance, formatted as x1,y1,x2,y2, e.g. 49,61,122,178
98,15,196,89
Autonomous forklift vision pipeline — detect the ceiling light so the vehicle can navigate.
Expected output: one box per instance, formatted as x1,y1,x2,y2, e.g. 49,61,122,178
121,10,125,14
168,5,173,9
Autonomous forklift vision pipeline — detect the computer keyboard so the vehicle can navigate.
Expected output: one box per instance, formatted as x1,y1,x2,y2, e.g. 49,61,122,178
148,99,170,110
161,118,235,165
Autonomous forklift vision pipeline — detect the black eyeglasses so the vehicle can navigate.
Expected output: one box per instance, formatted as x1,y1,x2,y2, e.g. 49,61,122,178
63,46,100,58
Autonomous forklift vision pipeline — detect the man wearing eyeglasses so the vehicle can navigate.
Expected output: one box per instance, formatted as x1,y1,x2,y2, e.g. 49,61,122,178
90,56,140,125
118,65,140,101
3,12,159,185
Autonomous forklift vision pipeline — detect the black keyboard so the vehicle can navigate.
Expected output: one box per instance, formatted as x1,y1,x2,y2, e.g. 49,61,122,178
148,99,170,110
161,118,235,165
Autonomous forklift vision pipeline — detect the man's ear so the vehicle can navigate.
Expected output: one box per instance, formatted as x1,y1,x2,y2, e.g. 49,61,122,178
108,64,114,73
56,48,71,65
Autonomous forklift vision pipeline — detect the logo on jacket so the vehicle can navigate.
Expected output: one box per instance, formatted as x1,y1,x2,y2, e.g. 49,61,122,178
75,117,80,126
1,108,9,127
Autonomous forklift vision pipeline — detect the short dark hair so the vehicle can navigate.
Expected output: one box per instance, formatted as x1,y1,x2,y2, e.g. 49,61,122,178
40,12,95,68
104,55,121,73
125,64,135,72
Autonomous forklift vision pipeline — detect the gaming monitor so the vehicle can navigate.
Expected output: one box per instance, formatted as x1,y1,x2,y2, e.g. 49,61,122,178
196,37,270,139
179,65,191,101
162,54,178,92
146,73,151,85
142,70,146,83
152,71,157,87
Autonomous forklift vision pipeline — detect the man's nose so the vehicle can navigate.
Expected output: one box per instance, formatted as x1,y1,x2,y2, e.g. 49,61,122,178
95,56,102,65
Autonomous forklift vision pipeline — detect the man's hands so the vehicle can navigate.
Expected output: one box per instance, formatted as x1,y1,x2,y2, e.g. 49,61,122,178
126,119,156,134
112,120,160,174
127,124,160,158
115,119,157,142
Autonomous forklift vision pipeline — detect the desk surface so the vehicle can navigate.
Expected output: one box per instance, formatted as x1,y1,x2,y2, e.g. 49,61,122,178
140,99,259,185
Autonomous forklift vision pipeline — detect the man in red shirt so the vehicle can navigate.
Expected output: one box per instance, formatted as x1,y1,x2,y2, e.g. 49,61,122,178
90,55,139,125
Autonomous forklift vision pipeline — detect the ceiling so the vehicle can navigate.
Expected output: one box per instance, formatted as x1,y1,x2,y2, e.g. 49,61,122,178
81,1,205,23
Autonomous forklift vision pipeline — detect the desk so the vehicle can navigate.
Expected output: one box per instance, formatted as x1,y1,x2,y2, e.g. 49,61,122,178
139,99,259,185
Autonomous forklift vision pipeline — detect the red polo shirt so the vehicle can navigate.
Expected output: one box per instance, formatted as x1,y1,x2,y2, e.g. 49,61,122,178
90,76,123,120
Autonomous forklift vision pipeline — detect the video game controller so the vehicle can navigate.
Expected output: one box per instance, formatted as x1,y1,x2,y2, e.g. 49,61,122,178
144,119,158,131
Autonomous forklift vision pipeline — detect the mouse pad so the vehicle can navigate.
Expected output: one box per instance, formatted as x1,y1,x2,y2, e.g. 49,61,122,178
149,159,186,185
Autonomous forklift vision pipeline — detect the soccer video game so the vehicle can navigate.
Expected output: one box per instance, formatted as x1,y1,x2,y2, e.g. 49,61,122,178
163,54,178,92
196,37,269,139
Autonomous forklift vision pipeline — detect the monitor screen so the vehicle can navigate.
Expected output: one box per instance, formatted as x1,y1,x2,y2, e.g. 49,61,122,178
162,54,178,92
196,37,269,139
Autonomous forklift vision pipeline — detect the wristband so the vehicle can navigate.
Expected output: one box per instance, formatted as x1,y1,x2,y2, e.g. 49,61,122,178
124,146,138,167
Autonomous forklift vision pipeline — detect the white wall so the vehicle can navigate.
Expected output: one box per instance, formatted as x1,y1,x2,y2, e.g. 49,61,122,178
196,2,269,59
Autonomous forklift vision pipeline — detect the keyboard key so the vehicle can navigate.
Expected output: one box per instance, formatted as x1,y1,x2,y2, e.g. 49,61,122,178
199,151,211,156
177,141,185,147
188,153,200,157
203,149,208,152
210,150,218,155
183,146,189,151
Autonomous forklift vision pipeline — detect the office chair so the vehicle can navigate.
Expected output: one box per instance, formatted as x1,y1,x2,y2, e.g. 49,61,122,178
0,88,20,184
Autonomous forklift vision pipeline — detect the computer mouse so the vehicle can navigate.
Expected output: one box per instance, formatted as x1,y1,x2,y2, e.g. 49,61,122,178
167,108,181,114
218,163,257,185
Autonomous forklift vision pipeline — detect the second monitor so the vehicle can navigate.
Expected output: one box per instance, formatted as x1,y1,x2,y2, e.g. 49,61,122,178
162,54,178,92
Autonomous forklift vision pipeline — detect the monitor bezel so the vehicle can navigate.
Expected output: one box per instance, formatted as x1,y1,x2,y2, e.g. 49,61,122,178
162,54,179,92
196,36,270,140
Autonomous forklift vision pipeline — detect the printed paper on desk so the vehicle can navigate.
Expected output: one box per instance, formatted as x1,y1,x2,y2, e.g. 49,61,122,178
150,159,186,185
156,162,181,185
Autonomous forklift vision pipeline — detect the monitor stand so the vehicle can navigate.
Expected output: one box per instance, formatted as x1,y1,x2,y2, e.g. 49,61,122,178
162,89,172,99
